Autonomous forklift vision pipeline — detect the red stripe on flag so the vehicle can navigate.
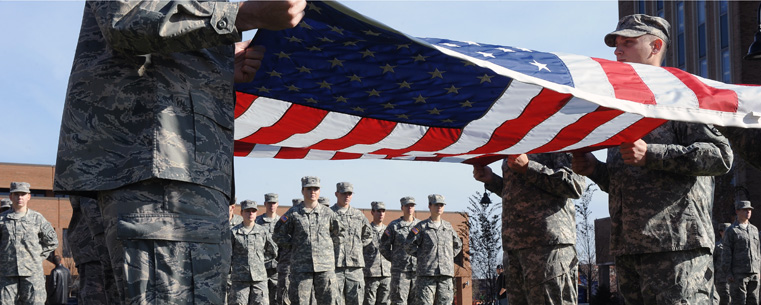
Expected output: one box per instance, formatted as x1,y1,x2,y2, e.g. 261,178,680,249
372,127,463,157
584,117,666,150
664,67,739,112
274,147,310,159
309,118,398,151
235,92,258,119
331,152,364,160
234,141,256,157
592,58,656,105
528,106,623,154
237,104,329,144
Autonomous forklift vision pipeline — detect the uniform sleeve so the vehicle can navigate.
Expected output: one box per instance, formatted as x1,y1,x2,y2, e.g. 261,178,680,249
89,0,241,55
483,161,505,195
404,225,421,257
645,122,733,176
360,217,373,247
39,219,58,258
522,153,586,199
453,229,463,257
587,159,611,193
379,226,393,261
273,212,293,248
264,233,278,263
721,229,734,277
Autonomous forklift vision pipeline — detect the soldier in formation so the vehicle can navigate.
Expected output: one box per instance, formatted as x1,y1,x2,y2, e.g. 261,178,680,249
332,182,374,305
715,222,733,305
380,196,421,305
0,198,11,213
256,193,281,305
230,200,278,305
363,201,392,305
722,200,760,305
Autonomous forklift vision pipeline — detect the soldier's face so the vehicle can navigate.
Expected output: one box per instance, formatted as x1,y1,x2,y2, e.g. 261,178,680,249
335,192,352,206
9,192,29,210
265,202,278,214
429,203,445,216
613,35,661,66
737,208,753,222
372,209,385,222
302,187,320,202
402,204,415,216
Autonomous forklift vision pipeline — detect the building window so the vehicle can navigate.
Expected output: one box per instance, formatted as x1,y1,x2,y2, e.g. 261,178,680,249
719,0,730,82
656,0,665,18
722,49,731,83
677,1,686,69
699,58,708,78
638,0,646,14
696,0,707,77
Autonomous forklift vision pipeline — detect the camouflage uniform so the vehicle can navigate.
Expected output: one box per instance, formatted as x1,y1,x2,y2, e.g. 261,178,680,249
331,203,373,305
275,199,304,305
67,196,119,305
404,215,463,305
273,202,340,305
364,222,391,305
231,214,244,228
380,214,420,305
55,1,242,303
0,208,59,304
256,212,280,305
721,219,760,305
587,121,733,304
716,127,761,171
483,153,584,305
715,223,732,305
230,222,278,305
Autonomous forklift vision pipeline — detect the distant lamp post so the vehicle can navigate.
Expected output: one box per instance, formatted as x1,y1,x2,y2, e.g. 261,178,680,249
480,187,492,206
745,3,761,60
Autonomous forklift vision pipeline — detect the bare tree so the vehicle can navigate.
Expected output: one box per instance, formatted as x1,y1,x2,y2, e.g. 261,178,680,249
458,191,501,303
576,183,598,303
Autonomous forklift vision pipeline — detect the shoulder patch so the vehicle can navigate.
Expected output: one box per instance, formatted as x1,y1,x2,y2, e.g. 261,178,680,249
279,215,288,223
384,229,391,237
411,227,419,235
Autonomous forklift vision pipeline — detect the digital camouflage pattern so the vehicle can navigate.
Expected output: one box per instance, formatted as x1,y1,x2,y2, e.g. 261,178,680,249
505,245,578,305
230,280,268,305
404,219,462,277
256,213,281,305
364,223,391,305
380,217,420,305
414,276,453,305
717,127,761,171
388,272,416,305
715,240,731,305
616,249,713,304
729,274,759,305
67,196,114,304
721,222,760,305
230,223,278,282
230,214,244,228
331,204,373,305
0,208,58,304
289,271,337,305
335,268,364,305
364,277,391,305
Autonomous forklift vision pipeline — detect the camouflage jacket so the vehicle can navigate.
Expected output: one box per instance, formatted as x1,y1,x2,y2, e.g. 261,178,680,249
714,241,728,283
273,204,340,273
380,217,420,273
589,121,733,256
331,205,373,268
255,213,280,270
0,209,59,276
363,223,391,277
230,214,243,228
484,153,584,250
231,223,278,282
404,219,462,277
55,1,242,197
721,222,761,276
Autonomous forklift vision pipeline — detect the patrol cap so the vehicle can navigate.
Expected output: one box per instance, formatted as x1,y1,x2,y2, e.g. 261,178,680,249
301,176,320,188
371,201,386,211
719,222,732,232
292,198,302,205
400,196,416,206
240,200,258,211
0,198,11,209
496,264,503,269
264,193,278,203
428,194,446,205
9,182,30,193
336,182,353,193
604,14,671,47
735,200,753,210
318,196,330,206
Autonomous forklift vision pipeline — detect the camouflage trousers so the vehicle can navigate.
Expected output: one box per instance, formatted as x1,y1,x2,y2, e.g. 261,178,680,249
616,248,713,305
389,271,416,305
716,281,730,305
0,274,45,305
729,273,759,305
414,276,453,305
505,244,578,305
267,268,278,305
75,262,109,305
276,261,290,305
289,271,337,305
98,179,231,305
336,267,364,305
230,280,268,305
364,276,391,305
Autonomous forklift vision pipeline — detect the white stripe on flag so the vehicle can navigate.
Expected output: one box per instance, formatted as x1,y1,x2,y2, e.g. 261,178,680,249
275,112,361,148
631,64,700,109
555,53,615,98
247,144,282,158
562,112,645,151
342,123,428,153
234,97,291,140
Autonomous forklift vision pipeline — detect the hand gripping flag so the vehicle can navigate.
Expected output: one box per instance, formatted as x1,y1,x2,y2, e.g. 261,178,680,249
234,1,761,165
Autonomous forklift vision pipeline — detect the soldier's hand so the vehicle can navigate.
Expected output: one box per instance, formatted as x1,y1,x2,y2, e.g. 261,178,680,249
506,154,528,174
572,152,597,176
236,0,307,31
620,139,647,167
472,165,493,183
234,42,264,83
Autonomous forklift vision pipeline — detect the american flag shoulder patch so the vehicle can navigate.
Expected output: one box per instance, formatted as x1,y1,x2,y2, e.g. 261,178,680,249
411,227,419,235
384,229,391,237
280,215,288,223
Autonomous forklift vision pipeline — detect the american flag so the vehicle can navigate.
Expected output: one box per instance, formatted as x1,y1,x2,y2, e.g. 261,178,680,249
234,1,761,165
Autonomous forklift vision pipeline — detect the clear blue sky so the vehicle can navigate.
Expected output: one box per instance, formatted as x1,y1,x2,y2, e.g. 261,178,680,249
0,1,618,219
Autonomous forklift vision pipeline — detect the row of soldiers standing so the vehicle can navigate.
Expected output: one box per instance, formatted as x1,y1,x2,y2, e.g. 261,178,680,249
226,176,463,305
715,200,761,305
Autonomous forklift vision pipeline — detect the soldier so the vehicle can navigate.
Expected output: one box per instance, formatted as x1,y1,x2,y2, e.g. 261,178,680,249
722,201,760,305
572,14,733,304
231,198,244,228
54,1,306,303
0,198,10,213
405,194,463,305
473,153,584,305
319,197,330,207
363,201,392,305
257,193,281,305
380,196,420,305
716,222,732,305
273,176,340,305
230,200,278,305
332,182,373,305
0,182,59,304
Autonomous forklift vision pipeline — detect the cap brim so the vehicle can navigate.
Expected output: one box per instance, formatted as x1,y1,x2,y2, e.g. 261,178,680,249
604,29,648,47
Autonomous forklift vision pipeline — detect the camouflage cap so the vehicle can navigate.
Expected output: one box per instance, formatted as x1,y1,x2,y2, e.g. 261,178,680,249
9,182,30,193
719,222,732,232
318,196,330,206
0,198,10,209
604,14,671,47
336,182,353,193
735,200,754,210
264,193,278,203
428,194,446,205
292,198,302,205
240,200,258,211
400,196,416,206
371,201,386,211
301,176,320,188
